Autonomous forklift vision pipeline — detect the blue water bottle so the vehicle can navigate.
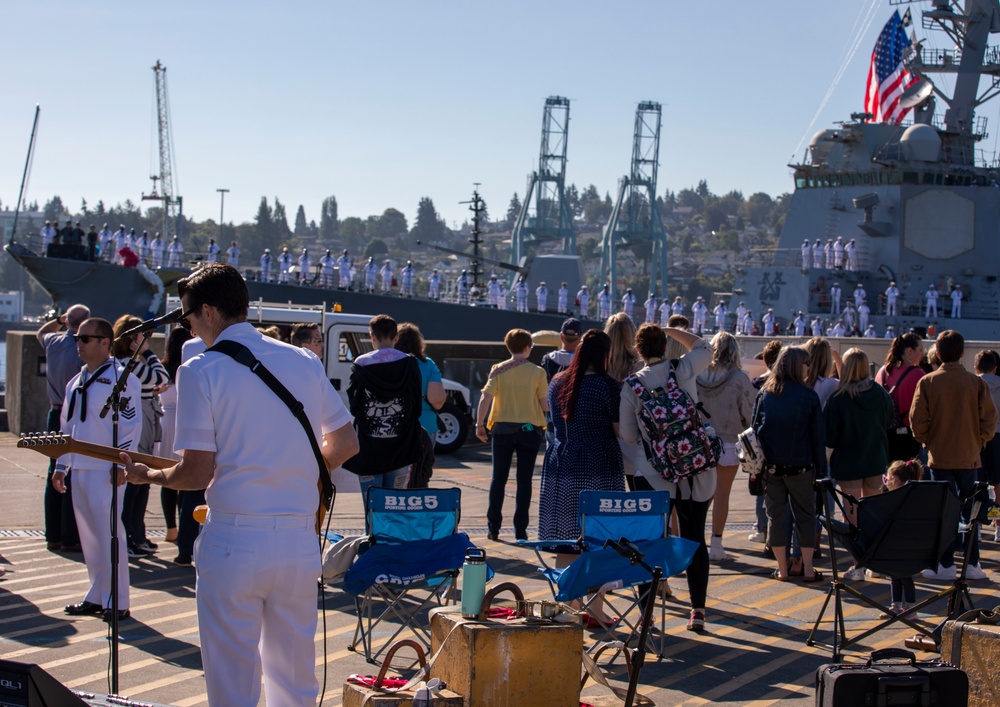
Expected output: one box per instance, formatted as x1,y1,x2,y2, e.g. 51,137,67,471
461,547,487,619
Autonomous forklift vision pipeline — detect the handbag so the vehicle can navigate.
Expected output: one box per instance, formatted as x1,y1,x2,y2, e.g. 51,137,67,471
736,393,765,476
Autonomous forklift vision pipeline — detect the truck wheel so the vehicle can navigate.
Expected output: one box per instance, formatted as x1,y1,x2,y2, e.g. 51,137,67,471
434,402,468,455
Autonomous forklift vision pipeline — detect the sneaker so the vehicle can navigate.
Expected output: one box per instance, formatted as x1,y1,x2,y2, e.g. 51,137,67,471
686,610,705,632
709,536,728,562
865,568,885,579
173,555,193,567
878,602,903,619
137,541,158,553
843,567,866,581
127,545,149,560
964,563,989,581
747,531,766,543
900,602,921,619
921,564,957,580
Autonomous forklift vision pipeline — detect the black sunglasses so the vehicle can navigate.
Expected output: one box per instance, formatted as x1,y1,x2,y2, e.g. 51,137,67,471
178,306,198,331
73,334,108,343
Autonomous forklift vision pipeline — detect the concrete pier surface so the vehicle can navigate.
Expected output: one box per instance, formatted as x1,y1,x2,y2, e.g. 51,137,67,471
1,432,998,706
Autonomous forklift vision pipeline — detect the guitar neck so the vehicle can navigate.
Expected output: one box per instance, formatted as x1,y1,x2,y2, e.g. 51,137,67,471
17,434,177,470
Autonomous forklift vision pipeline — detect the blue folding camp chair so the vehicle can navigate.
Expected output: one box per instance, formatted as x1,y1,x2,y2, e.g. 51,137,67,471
344,487,473,663
522,490,698,658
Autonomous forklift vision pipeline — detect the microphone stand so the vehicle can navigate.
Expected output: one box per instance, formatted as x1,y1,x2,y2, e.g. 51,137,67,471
604,537,662,707
99,329,151,694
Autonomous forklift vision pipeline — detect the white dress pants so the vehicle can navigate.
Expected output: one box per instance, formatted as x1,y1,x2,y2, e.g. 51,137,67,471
196,512,319,707
73,467,130,609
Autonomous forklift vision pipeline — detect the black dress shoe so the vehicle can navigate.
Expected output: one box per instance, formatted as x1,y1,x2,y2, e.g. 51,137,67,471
486,532,499,542
64,601,103,616
60,543,82,553
46,541,62,551
102,609,130,623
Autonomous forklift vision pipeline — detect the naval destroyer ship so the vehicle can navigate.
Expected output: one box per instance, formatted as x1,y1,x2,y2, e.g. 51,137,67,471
733,0,1000,340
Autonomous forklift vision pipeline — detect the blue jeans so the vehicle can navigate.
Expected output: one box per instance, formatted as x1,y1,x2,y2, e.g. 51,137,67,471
929,468,980,568
358,468,410,513
487,428,542,538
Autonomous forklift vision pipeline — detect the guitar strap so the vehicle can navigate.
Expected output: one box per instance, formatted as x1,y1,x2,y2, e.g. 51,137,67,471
207,340,333,507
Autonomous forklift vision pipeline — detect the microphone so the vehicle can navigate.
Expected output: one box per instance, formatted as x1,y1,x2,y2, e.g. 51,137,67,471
115,308,185,340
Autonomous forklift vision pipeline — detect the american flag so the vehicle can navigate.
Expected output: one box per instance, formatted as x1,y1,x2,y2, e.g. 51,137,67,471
864,10,919,124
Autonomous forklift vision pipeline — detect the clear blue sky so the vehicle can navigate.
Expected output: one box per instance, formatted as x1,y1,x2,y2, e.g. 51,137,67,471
1,1,964,232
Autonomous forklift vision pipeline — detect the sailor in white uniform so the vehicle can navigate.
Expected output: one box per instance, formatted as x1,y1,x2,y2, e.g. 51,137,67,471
428,269,441,300
497,282,507,310
644,293,657,324
226,242,240,269
658,298,671,326
621,288,636,322
740,310,754,335
829,281,842,315
713,300,727,332
298,249,312,285
812,239,823,269
858,300,871,332
801,239,811,269
487,275,501,307
363,257,378,293
207,238,221,264
278,247,293,284
833,236,844,269
884,325,895,339
150,233,164,268
792,312,806,336
515,278,529,312
951,285,963,318
167,236,184,268
823,239,834,269
734,301,747,332
337,251,352,289
260,249,273,283
577,285,589,317
925,284,939,318
536,282,549,313
762,308,776,336
864,324,877,338
671,296,685,316
319,250,336,288
98,224,114,261
115,226,129,259
41,221,57,254
457,270,471,305
379,260,393,295
691,296,707,334
598,285,612,320
56,317,141,622
853,283,866,310
811,317,824,337
842,302,856,332
138,232,151,263
845,238,858,271
885,281,900,316
400,261,415,297
557,283,569,314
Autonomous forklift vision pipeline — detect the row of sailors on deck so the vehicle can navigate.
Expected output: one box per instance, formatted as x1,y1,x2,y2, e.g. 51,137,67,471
801,236,858,271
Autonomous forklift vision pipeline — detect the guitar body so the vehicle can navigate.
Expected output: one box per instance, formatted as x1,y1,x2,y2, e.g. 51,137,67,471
17,432,176,469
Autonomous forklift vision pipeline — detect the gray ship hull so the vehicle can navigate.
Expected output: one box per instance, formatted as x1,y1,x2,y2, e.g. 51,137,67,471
5,243,603,342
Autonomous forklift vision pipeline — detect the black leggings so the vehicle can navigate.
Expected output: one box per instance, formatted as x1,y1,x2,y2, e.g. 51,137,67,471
634,476,710,609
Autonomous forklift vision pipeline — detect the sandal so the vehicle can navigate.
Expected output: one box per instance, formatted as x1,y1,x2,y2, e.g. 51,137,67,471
802,570,825,583
583,614,619,629
771,569,790,582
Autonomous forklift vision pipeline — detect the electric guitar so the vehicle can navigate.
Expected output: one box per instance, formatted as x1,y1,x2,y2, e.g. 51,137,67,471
17,432,176,469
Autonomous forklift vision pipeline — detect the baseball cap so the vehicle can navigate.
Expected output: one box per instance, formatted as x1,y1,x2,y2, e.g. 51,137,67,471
560,318,583,337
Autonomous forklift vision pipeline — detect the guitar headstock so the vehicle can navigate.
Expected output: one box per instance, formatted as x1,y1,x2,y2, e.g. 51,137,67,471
17,432,71,449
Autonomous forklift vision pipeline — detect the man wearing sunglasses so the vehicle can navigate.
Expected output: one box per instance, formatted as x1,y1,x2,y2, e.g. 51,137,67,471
122,264,359,706
54,318,142,623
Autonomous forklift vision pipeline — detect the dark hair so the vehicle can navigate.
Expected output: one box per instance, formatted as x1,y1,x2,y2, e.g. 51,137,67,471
504,328,533,355
80,317,114,341
177,263,249,320
975,349,999,374
111,315,142,359
667,314,689,330
762,340,783,370
884,332,923,372
291,322,320,347
635,323,667,360
763,346,809,395
395,322,427,361
936,330,964,363
886,458,925,484
369,314,397,341
555,330,611,421
163,327,193,380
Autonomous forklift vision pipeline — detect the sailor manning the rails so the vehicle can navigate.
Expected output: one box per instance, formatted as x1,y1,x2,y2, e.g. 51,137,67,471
926,284,938,318
56,317,141,623
122,264,359,706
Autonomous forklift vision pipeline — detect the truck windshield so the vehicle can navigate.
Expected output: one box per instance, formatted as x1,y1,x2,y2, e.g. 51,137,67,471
337,331,372,363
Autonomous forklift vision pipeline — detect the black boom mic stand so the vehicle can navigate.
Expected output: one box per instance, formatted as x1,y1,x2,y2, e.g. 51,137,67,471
99,329,152,694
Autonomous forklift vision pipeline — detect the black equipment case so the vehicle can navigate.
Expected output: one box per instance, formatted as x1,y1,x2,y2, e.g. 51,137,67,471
815,648,968,706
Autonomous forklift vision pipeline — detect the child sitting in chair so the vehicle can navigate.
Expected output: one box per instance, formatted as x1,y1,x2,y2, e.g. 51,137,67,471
880,458,925,617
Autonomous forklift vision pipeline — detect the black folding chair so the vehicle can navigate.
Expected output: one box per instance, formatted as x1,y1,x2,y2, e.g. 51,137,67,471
806,479,981,661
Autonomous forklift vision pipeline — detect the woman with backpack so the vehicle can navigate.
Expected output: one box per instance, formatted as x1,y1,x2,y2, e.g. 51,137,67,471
696,332,755,562
874,333,926,461
619,323,713,631
753,345,827,582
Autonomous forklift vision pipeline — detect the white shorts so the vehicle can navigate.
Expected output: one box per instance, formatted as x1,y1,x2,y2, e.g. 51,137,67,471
718,440,739,467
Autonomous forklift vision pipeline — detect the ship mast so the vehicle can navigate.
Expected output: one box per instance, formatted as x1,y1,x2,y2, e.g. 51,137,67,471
141,60,184,240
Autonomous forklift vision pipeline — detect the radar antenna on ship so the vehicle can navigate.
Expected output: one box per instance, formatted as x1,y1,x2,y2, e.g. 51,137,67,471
600,101,669,302
141,60,184,240
509,96,577,268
